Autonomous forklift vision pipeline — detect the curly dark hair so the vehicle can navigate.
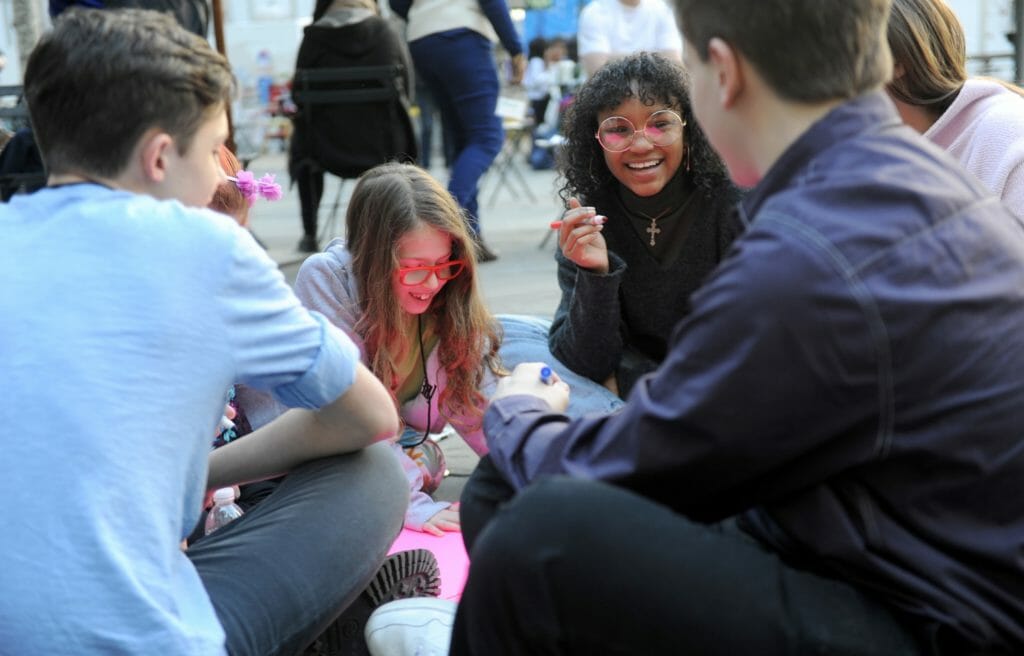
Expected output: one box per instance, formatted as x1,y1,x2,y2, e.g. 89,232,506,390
558,52,728,205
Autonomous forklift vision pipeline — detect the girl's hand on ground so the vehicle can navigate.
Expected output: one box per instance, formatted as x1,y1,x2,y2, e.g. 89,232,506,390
421,505,461,536
557,197,609,273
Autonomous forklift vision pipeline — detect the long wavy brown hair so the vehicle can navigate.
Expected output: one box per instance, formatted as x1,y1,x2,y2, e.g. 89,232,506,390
886,0,967,116
345,162,503,427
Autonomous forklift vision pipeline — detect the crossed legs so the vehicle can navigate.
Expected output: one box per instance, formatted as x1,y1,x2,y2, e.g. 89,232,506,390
188,442,407,655
453,457,924,656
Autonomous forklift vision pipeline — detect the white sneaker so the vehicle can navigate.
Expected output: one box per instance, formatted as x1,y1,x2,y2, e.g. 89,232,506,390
364,597,457,656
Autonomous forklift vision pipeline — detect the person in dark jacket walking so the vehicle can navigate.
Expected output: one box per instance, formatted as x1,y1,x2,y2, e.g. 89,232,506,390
289,0,417,252
447,0,1024,654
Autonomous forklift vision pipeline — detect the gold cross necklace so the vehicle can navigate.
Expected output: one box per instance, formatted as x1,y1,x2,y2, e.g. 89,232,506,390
637,207,672,247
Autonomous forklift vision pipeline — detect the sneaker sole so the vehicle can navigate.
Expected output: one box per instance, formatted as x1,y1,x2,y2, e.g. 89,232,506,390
366,548,442,605
305,549,441,656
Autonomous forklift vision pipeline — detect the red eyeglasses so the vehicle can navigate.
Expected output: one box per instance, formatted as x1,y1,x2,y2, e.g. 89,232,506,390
396,260,467,286
595,109,686,152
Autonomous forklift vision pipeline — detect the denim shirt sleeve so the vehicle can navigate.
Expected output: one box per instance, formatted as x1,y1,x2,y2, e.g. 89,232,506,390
486,220,884,521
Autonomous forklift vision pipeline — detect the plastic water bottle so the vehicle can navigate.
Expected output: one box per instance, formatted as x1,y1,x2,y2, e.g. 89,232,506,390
204,487,244,536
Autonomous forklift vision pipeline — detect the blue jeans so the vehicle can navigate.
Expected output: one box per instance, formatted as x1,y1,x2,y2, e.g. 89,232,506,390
415,78,456,170
410,29,505,236
187,443,407,655
496,314,624,417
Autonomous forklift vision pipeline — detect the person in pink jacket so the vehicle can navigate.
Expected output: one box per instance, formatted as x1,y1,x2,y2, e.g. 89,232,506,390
287,162,504,534
886,0,1024,219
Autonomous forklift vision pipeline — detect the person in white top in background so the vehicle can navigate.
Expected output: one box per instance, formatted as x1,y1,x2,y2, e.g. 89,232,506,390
577,0,683,76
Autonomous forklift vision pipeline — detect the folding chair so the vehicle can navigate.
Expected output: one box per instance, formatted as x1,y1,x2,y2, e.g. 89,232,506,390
290,64,414,244
483,95,538,208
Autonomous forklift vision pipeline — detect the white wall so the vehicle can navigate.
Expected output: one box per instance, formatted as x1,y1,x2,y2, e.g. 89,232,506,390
219,0,313,87
0,0,312,87
946,0,1017,79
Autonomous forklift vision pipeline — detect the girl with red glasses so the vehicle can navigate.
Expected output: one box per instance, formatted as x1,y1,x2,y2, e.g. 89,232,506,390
291,162,503,535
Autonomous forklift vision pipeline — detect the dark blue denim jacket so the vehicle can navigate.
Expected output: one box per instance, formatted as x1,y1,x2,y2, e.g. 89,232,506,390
485,92,1024,651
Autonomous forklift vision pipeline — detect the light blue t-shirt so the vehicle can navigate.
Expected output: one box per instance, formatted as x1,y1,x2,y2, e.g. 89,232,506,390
0,184,360,654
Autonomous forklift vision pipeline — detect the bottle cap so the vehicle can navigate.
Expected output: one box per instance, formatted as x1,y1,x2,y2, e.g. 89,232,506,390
212,487,236,504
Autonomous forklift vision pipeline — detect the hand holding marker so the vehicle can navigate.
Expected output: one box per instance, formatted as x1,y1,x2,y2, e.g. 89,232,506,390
549,215,607,230
540,366,555,385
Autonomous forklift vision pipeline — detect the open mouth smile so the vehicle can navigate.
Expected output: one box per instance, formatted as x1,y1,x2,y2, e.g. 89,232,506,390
625,159,663,171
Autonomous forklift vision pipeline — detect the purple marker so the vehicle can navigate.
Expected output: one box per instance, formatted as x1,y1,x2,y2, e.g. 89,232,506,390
540,366,554,385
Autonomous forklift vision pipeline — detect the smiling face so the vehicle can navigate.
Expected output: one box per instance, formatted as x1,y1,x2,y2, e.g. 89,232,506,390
598,96,685,197
392,223,456,315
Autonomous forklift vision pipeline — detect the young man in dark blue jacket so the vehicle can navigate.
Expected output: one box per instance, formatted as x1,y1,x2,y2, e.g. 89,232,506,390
447,0,1024,653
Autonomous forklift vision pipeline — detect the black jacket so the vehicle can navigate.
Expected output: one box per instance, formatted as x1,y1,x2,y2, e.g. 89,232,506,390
288,17,417,180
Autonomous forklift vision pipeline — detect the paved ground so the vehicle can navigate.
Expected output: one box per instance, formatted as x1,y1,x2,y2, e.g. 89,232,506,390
246,151,566,503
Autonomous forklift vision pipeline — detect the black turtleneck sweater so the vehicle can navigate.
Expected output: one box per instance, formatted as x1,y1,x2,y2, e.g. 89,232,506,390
549,168,744,396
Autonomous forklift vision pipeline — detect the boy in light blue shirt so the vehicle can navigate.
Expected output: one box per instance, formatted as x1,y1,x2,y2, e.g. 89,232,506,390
0,8,408,654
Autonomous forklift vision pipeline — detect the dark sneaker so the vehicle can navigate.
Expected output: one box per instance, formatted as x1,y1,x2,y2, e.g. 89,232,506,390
304,549,441,656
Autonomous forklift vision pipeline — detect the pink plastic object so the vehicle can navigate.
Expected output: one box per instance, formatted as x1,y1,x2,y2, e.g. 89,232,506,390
388,528,470,601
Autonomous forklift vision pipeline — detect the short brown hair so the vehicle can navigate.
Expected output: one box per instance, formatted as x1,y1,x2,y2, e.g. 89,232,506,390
676,0,893,103
24,8,234,178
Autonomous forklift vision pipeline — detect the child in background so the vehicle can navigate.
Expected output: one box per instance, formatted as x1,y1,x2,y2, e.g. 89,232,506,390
207,146,279,453
209,145,251,227
241,161,503,535
208,144,283,229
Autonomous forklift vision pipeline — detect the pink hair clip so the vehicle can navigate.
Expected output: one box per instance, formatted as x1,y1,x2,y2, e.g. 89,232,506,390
228,170,283,206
